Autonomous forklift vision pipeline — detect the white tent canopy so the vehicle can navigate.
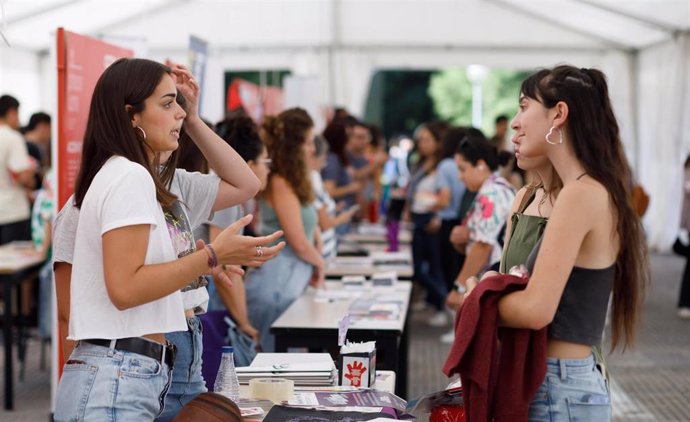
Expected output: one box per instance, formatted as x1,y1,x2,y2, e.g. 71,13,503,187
0,0,689,249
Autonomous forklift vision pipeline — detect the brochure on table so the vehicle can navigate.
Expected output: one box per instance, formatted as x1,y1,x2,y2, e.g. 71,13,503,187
237,353,337,386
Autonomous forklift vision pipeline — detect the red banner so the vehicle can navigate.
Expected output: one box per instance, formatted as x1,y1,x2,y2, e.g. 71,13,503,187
226,78,283,124
54,29,133,380
56,28,133,209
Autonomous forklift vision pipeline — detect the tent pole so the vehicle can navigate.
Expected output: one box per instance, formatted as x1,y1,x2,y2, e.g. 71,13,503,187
327,0,341,108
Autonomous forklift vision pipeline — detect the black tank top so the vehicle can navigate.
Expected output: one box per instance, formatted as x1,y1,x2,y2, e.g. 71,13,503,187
525,237,614,346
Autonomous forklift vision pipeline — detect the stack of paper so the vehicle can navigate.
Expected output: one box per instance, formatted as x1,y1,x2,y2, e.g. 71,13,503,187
236,353,337,386
369,251,410,265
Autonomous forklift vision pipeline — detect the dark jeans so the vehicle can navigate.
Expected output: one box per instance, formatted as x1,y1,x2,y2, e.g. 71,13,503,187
680,257,690,308
411,213,448,311
438,218,464,292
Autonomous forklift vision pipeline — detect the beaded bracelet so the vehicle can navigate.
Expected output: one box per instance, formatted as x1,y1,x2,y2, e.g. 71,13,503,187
204,244,218,269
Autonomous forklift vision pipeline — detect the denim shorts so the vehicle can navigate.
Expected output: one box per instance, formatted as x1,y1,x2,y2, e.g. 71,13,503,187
155,316,207,422
528,354,611,422
54,341,172,422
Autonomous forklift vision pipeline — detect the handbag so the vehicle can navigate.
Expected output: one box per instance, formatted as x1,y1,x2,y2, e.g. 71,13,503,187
223,316,257,367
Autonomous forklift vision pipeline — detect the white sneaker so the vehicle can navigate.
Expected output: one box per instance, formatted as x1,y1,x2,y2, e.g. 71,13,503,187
440,329,455,344
678,307,690,319
427,311,448,327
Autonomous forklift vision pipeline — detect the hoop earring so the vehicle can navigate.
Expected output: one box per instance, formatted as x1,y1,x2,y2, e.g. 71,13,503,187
545,126,563,145
135,126,147,141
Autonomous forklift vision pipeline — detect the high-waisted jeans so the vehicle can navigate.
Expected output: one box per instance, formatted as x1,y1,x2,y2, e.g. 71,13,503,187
55,341,173,421
528,354,611,422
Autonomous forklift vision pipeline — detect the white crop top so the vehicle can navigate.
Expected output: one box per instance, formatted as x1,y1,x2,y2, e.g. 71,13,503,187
68,156,186,340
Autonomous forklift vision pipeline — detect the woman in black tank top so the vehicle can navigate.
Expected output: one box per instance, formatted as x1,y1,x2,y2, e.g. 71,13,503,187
465,66,648,422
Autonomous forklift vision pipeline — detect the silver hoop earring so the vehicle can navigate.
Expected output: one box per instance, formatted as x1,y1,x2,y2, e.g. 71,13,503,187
545,126,563,145
135,126,147,141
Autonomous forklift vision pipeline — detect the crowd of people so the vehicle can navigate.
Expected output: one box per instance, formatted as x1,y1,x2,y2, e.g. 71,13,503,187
0,59,670,422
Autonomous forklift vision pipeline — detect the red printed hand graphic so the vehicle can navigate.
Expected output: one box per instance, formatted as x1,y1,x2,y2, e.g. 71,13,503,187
344,361,367,387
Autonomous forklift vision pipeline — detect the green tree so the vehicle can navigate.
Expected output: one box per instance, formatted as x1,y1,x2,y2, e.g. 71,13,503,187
428,69,472,127
428,68,533,136
481,69,533,135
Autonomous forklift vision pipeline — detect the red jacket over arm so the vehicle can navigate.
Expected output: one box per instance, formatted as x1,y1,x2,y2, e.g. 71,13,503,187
442,274,547,422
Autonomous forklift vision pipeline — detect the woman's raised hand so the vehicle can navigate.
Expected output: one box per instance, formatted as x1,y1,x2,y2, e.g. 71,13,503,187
210,214,286,267
168,63,200,121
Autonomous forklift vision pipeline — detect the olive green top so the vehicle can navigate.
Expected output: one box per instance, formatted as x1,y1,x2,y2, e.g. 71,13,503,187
499,189,548,273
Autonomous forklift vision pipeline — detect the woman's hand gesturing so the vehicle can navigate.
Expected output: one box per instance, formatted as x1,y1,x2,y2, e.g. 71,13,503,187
211,214,286,267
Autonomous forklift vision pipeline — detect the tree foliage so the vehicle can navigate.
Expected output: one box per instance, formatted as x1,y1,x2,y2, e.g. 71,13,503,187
428,68,533,136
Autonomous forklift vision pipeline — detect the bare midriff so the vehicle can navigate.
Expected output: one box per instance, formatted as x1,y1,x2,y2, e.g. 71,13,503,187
547,339,593,359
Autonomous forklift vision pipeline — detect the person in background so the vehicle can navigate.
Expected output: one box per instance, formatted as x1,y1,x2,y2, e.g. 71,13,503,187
310,134,357,259
207,115,272,343
31,168,55,341
407,121,450,327
22,112,52,190
490,115,509,152
246,108,324,352
428,127,467,294
442,136,515,343
322,121,361,233
0,95,37,320
492,114,525,189
0,94,34,244
347,120,388,222
676,154,690,319
366,125,388,222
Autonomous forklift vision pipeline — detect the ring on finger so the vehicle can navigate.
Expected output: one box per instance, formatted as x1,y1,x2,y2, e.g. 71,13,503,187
256,245,264,257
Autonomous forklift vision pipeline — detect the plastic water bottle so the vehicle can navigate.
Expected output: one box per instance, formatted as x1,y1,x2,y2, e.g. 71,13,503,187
214,346,240,403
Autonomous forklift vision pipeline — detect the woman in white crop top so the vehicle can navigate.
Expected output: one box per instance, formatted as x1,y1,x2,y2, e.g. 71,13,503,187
54,58,285,421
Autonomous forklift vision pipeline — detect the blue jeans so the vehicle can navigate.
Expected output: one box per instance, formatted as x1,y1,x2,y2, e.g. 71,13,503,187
528,354,611,422
155,317,207,422
411,213,447,311
54,341,172,421
246,246,312,352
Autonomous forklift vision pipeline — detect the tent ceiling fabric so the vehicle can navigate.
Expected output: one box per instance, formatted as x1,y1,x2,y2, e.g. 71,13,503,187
0,0,688,52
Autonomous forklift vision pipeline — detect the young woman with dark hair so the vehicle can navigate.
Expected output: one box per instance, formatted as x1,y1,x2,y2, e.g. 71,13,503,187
206,115,272,344
435,127,469,293
466,65,648,421
54,58,284,421
321,122,361,209
245,108,324,352
445,137,516,308
407,121,452,326
309,135,357,259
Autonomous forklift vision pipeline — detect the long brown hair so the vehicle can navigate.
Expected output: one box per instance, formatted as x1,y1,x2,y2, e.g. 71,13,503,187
521,65,649,351
74,58,178,208
262,107,314,204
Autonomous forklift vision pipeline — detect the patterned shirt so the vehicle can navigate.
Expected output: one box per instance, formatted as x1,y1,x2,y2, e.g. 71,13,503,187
31,169,54,259
464,174,515,266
